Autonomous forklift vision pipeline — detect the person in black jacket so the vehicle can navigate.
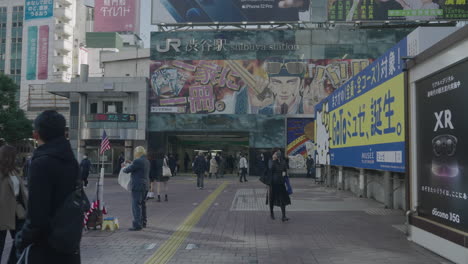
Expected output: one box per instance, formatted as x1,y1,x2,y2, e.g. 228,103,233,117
123,146,150,231
193,152,207,189
268,150,291,222
15,110,81,263
257,153,267,177
79,154,91,187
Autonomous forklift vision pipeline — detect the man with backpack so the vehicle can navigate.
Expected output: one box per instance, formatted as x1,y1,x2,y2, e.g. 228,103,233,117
16,110,88,263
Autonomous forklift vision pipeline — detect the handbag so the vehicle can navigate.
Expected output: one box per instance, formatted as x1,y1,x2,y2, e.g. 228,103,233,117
16,203,26,220
284,176,293,195
163,159,172,177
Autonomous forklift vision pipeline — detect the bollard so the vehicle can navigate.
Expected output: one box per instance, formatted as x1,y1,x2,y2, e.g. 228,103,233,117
384,171,394,209
359,168,367,198
338,166,344,190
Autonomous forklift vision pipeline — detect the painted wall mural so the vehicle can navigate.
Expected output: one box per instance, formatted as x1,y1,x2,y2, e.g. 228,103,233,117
149,58,373,115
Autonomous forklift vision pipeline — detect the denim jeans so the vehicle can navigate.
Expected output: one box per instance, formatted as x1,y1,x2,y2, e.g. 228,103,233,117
196,172,204,188
131,191,147,229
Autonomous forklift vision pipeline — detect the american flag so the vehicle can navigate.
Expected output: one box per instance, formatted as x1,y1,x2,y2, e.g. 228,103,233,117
100,130,111,155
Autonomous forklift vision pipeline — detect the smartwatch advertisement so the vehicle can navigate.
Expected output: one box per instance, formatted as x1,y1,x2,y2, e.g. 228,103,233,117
416,59,468,232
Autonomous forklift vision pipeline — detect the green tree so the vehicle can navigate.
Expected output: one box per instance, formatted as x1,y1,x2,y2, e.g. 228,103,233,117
0,74,33,143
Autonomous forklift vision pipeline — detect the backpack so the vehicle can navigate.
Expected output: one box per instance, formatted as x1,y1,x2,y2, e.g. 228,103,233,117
48,178,91,254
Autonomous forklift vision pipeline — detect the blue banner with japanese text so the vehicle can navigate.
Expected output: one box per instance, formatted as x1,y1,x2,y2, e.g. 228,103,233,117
25,0,54,20
315,38,407,172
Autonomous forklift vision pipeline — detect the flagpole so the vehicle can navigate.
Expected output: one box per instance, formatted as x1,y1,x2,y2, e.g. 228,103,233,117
98,131,105,211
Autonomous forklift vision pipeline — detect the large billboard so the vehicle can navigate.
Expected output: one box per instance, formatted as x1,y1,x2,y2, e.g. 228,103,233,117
328,0,468,21
150,31,372,115
25,0,54,20
149,58,372,115
287,118,315,169
151,0,311,24
94,0,137,32
315,38,407,172
416,59,468,232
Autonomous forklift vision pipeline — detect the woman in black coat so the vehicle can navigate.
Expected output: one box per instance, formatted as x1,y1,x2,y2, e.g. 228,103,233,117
268,150,291,222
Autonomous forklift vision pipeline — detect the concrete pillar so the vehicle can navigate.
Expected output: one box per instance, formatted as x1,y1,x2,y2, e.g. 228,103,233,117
359,168,367,198
384,171,394,209
125,140,133,160
338,166,344,190
326,165,331,187
316,166,321,182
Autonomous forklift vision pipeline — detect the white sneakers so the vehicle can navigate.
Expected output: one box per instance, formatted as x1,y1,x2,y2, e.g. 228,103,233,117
147,192,155,199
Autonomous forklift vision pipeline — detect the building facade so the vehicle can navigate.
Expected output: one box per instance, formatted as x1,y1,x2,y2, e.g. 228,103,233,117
20,0,90,120
47,74,148,175
0,0,24,99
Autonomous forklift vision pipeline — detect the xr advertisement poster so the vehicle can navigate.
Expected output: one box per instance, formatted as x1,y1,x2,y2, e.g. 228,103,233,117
416,59,468,232
315,38,407,172
328,0,468,21
287,118,315,169
151,0,311,23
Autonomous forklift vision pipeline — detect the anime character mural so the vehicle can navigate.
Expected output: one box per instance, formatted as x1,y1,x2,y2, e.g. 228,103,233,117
149,58,373,115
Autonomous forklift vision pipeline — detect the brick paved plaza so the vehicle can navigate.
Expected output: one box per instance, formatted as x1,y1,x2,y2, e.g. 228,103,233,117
2,175,452,264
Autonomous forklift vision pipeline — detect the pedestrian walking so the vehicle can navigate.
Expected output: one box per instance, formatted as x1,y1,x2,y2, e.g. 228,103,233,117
257,153,267,177
147,153,157,200
184,152,190,172
168,154,177,176
218,155,226,178
209,155,219,179
123,146,150,231
239,153,248,182
80,154,92,187
0,145,28,264
15,110,83,263
227,155,235,174
306,155,315,178
193,152,207,189
268,150,291,222
204,155,209,178
157,154,170,202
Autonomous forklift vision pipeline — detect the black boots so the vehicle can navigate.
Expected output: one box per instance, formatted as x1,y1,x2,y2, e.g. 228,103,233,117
157,195,168,202
281,205,289,222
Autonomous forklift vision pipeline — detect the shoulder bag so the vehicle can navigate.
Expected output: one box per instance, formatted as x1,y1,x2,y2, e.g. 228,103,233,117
162,159,172,177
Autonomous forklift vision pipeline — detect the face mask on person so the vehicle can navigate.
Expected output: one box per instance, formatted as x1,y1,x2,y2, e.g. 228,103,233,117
83,156,88,159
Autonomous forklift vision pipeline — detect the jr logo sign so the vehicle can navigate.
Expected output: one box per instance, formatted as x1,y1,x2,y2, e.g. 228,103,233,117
156,39,181,53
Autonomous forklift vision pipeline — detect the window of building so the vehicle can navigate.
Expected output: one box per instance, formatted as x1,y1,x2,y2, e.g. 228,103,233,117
90,103,98,114
103,102,123,114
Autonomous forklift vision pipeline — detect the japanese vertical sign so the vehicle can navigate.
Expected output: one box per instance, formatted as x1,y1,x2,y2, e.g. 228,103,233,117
94,0,137,32
328,0,468,21
287,118,315,169
25,0,54,20
416,59,468,232
37,25,49,80
26,26,38,81
315,38,407,172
